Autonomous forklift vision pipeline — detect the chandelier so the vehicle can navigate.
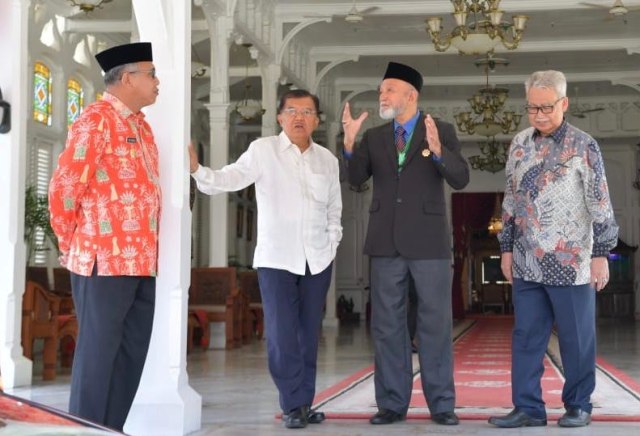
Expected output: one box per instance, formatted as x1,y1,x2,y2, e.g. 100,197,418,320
487,193,503,235
67,0,113,13
469,138,509,173
234,44,265,122
426,0,528,55
454,56,521,138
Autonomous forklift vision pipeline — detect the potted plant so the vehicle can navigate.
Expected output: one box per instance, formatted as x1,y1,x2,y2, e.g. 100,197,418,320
24,185,58,264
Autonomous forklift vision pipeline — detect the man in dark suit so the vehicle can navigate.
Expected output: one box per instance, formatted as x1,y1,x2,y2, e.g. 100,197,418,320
342,62,469,426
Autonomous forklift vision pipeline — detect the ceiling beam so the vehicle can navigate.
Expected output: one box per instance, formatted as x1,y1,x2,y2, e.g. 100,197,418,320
310,38,640,59
276,0,608,19
63,19,208,34
335,71,640,88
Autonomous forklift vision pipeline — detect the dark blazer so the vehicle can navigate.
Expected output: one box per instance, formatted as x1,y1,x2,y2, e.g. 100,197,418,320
348,112,469,259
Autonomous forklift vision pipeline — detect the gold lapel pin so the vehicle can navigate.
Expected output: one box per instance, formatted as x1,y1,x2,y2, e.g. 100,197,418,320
422,148,431,157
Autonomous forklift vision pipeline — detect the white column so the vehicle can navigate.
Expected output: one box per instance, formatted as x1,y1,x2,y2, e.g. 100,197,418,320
0,0,33,389
260,62,281,137
322,120,340,327
125,1,201,434
323,268,339,327
205,16,233,267
205,104,231,266
326,120,340,156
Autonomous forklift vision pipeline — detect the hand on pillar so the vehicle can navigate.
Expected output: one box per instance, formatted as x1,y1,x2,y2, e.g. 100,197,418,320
188,142,200,174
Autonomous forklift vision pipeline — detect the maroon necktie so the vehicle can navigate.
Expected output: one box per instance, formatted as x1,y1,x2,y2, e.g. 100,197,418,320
395,126,406,152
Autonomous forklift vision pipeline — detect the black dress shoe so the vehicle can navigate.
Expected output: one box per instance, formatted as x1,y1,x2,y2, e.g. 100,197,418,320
284,407,308,429
558,408,591,427
307,409,325,424
282,407,325,424
488,408,547,428
369,409,405,425
431,411,459,425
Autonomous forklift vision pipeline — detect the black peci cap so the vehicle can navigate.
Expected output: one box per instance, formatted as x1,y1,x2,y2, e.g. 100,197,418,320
382,62,423,93
95,42,153,73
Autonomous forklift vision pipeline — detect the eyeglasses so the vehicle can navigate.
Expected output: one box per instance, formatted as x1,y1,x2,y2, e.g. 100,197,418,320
282,108,317,117
524,97,564,115
128,68,157,79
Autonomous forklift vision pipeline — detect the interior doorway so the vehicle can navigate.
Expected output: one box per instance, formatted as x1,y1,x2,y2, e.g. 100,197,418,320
451,192,506,318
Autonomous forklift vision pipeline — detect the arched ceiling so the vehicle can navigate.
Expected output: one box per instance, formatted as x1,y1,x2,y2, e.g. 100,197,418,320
51,0,640,122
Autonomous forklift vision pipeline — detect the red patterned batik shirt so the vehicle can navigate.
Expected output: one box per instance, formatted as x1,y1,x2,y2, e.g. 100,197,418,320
49,92,161,277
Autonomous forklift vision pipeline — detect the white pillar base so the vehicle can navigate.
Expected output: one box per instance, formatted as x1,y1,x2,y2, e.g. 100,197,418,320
0,354,32,389
125,385,201,436
322,316,339,328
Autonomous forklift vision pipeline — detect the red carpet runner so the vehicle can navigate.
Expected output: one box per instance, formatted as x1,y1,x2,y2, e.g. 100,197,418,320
313,318,640,421
0,391,113,433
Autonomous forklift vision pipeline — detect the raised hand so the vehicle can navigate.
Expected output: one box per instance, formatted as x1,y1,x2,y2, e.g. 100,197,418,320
424,114,442,158
342,101,369,153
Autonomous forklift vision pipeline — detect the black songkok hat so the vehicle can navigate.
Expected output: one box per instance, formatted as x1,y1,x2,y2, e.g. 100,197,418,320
95,42,153,73
382,62,423,93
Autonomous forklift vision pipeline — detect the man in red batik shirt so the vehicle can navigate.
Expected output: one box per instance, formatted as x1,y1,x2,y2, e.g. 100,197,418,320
49,42,161,432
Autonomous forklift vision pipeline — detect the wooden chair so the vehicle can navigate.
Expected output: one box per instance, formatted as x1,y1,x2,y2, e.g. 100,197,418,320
186,310,210,353
26,266,50,289
57,315,78,368
189,267,243,349
238,270,263,340
238,289,252,345
52,267,72,293
52,267,74,315
21,280,61,380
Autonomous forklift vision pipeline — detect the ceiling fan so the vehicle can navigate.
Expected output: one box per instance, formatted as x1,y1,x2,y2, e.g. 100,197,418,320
343,0,380,23
569,87,605,118
580,0,640,16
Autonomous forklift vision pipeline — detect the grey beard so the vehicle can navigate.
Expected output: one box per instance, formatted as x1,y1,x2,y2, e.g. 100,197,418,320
379,106,397,120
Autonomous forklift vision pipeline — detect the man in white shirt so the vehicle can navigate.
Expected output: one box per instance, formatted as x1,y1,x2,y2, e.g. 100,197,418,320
189,89,342,429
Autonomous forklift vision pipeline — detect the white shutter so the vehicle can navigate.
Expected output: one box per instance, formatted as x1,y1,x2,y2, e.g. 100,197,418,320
29,139,54,265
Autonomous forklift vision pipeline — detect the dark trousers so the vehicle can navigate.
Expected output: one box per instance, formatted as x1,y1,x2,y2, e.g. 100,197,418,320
370,256,455,415
407,277,417,341
69,269,155,431
257,263,333,413
511,278,596,419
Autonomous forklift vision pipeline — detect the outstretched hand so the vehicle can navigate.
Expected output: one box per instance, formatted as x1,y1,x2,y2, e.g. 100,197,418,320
188,142,199,173
342,102,369,153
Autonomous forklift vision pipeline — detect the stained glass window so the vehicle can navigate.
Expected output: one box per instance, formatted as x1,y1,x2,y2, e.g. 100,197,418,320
33,62,52,126
67,78,84,125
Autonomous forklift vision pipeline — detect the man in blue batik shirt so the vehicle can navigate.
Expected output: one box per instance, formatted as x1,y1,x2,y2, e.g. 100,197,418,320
489,70,619,429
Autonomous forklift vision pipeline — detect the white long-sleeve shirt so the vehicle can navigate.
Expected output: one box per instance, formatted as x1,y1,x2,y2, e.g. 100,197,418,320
191,131,342,275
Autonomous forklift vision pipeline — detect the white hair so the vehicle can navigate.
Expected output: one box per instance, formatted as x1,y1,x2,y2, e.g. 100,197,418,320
524,70,567,98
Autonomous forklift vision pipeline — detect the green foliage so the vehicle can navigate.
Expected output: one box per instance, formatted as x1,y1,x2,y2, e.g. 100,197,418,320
24,185,58,263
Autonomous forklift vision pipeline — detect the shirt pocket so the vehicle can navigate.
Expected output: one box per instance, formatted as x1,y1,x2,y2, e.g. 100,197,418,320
103,139,139,181
307,173,331,205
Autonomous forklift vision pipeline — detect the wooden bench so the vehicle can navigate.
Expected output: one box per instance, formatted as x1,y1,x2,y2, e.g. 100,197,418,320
237,270,263,340
189,267,244,349
21,280,62,380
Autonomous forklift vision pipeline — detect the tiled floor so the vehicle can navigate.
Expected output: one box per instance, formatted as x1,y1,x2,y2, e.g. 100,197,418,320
7,317,640,435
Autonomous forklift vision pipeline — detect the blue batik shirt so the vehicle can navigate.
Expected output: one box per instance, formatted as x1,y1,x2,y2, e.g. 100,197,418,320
498,120,619,286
